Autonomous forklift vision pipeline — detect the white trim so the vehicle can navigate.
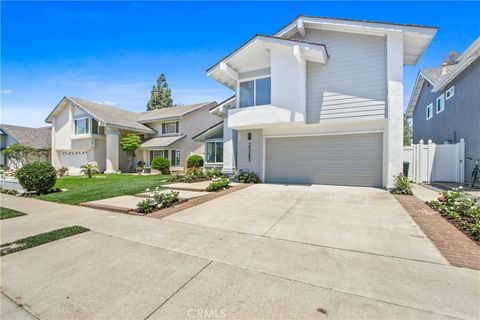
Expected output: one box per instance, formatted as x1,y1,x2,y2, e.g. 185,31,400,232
238,76,271,108
446,86,455,100
426,103,433,120
436,94,445,113
204,139,224,165
73,117,89,135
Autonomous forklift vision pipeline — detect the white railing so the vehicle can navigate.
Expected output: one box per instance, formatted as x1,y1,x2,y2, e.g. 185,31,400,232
404,139,465,183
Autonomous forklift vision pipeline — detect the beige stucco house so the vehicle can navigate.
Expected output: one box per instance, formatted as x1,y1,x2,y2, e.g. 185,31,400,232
46,96,219,174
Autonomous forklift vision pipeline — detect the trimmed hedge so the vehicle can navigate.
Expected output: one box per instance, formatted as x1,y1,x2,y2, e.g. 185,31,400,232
151,157,170,174
187,154,204,168
15,161,57,193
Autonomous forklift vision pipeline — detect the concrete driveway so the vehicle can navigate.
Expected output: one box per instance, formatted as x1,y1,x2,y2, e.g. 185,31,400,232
166,184,446,263
1,190,478,320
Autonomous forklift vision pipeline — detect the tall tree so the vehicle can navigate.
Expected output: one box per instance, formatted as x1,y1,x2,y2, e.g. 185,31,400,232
403,118,413,146
146,74,173,110
120,134,142,172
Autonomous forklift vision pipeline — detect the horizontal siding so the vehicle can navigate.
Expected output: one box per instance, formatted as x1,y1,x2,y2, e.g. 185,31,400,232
294,30,386,123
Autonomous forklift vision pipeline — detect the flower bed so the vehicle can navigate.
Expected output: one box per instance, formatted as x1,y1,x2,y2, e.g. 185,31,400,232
429,188,480,242
172,168,223,183
136,188,180,214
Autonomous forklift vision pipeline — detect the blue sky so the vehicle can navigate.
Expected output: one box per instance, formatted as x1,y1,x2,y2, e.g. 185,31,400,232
1,1,479,127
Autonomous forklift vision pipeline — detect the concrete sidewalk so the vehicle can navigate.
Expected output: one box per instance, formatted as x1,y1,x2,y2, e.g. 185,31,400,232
1,194,479,320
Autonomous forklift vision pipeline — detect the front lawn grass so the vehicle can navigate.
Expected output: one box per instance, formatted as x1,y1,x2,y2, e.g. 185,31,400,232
37,174,172,205
0,226,89,256
0,207,27,220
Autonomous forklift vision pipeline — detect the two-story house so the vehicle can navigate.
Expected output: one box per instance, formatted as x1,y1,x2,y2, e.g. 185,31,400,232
45,96,219,174
406,37,480,181
208,15,437,188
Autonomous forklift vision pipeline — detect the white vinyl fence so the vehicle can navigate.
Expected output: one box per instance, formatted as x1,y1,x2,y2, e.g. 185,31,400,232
403,139,465,183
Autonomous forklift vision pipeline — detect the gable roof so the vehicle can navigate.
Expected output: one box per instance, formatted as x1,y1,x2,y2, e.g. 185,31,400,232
0,124,51,149
45,97,155,134
137,101,216,123
406,37,480,117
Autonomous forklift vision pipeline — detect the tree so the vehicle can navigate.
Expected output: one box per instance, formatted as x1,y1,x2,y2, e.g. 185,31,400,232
403,118,413,146
120,134,142,172
146,74,173,110
4,144,40,169
80,163,99,178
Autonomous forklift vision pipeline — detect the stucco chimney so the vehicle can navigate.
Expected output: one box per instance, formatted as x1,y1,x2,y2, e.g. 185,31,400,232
441,62,448,75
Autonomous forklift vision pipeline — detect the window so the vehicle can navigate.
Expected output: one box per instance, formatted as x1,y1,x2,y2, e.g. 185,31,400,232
426,103,433,120
149,149,180,166
206,140,223,163
161,121,179,135
74,118,89,135
239,77,271,108
436,94,445,113
446,86,455,100
92,119,99,134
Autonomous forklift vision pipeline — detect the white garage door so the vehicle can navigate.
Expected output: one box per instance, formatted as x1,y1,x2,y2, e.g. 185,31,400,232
61,151,88,174
265,133,383,187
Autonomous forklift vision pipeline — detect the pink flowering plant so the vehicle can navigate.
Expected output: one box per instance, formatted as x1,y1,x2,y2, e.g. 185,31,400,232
391,173,412,195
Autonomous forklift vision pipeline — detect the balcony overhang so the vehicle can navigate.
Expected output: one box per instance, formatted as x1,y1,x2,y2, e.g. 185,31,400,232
227,105,305,130
207,35,328,89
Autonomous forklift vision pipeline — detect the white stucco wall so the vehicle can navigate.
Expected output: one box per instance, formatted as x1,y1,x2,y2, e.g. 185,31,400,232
237,129,263,178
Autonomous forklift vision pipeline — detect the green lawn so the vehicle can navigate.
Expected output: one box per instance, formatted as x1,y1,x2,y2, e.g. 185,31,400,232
37,174,172,205
0,207,27,220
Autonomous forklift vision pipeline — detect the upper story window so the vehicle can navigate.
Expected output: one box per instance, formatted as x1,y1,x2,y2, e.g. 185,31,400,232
74,118,89,135
446,86,455,100
426,103,433,120
436,94,445,113
161,121,179,135
239,77,271,108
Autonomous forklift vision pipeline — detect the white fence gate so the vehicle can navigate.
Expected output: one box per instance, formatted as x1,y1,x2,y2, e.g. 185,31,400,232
403,139,465,183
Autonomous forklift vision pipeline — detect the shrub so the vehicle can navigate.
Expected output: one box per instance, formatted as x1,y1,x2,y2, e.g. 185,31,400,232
391,173,412,195
80,163,99,178
206,178,230,192
15,161,57,193
136,198,157,214
57,166,69,177
238,170,261,184
137,187,179,213
136,161,145,173
205,168,223,178
187,154,204,168
151,157,170,174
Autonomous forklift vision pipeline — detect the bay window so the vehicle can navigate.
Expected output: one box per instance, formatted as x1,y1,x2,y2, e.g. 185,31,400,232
239,77,271,108
206,140,223,163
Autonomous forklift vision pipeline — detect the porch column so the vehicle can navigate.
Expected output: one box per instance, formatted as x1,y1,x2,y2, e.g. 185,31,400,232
222,119,236,175
105,127,120,173
384,31,404,188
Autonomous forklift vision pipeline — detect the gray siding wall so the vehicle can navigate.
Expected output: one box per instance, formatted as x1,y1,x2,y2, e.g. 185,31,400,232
237,129,263,178
292,29,386,123
413,58,480,180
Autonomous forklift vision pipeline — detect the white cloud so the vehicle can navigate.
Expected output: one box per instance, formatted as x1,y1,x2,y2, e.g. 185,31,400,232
1,89,13,94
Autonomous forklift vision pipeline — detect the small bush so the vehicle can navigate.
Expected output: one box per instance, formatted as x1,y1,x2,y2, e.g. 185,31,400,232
136,198,157,214
137,188,179,213
57,166,69,177
80,163,99,178
206,178,230,192
238,170,261,184
15,161,57,193
187,155,204,168
391,173,412,195
151,157,170,174
205,168,222,178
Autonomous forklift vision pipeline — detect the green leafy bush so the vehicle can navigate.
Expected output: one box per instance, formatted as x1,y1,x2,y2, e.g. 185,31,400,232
172,167,223,183
80,163,99,178
187,155,204,168
206,178,230,192
238,170,261,184
430,188,480,240
151,157,170,174
136,187,179,213
136,198,157,214
391,173,412,195
15,161,57,193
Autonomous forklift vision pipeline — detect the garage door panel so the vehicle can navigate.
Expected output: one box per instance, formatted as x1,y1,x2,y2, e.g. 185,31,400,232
265,134,383,187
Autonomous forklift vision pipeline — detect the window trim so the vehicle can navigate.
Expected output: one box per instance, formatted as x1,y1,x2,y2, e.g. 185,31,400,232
74,117,90,135
205,139,223,164
237,75,271,108
445,86,455,100
436,94,445,113
426,103,433,120
161,121,180,135
149,149,181,166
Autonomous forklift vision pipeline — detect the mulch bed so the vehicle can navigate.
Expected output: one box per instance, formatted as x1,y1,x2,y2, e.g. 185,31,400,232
147,184,252,219
395,194,480,270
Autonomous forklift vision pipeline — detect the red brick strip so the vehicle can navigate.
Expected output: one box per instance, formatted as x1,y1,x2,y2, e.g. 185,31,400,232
79,203,133,214
163,186,209,192
394,194,480,270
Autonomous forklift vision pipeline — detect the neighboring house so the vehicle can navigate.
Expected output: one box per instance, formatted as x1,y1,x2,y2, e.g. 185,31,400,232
406,37,480,181
207,15,437,188
0,124,52,169
45,96,219,174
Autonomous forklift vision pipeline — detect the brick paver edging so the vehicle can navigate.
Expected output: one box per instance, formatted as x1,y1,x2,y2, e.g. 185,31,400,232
394,194,480,270
147,184,252,219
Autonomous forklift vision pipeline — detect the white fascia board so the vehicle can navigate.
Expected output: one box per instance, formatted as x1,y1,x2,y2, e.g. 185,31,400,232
405,74,425,118
293,45,304,64
297,18,306,37
457,36,480,61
